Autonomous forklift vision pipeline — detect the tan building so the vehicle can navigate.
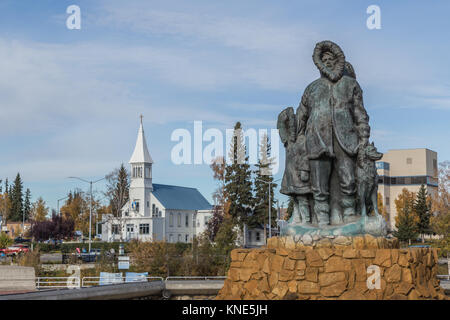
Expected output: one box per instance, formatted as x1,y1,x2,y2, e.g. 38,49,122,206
376,148,438,231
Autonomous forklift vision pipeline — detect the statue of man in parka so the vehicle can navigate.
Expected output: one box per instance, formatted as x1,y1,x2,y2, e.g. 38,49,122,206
297,41,370,226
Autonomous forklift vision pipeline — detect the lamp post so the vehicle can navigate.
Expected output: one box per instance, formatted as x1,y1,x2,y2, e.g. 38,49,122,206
255,178,280,243
68,176,106,252
57,195,70,217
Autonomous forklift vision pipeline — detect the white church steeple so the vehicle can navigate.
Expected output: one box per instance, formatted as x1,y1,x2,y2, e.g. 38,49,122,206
129,115,153,196
129,115,153,164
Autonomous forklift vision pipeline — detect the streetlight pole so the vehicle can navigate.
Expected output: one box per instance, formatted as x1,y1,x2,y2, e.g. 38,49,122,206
255,178,280,243
68,176,106,253
57,195,70,217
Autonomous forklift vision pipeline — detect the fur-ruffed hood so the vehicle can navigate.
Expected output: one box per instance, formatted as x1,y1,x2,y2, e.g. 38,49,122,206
313,41,346,82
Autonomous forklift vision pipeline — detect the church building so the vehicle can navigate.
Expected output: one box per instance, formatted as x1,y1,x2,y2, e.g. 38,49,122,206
100,118,213,243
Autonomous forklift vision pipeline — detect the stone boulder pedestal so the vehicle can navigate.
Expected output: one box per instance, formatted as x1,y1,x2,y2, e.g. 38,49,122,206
216,236,448,300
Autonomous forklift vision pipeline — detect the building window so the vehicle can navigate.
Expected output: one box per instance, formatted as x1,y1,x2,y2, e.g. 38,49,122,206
126,224,134,233
169,213,173,227
376,162,390,170
152,204,155,215
192,214,196,227
406,158,412,165
256,232,261,241
178,234,181,242
147,201,149,208
139,224,150,234
112,224,120,235
132,200,140,212
185,234,189,242
185,214,189,227
177,213,181,227
204,216,210,226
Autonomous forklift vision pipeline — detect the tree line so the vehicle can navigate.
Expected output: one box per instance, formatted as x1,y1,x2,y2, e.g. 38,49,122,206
386,161,450,252
205,121,278,247
0,173,32,223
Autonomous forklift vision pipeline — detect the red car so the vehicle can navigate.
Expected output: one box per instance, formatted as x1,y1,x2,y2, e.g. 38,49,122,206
0,244,30,256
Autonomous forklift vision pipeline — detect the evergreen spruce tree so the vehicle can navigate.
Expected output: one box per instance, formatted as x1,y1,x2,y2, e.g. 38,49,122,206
224,122,254,230
10,173,23,221
23,188,32,222
393,196,418,245
4,178,9,195
285,197,295,221
251,133,277,236
414,184,432,243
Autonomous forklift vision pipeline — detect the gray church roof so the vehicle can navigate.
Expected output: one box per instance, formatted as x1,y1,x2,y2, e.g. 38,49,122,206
152,184,212,210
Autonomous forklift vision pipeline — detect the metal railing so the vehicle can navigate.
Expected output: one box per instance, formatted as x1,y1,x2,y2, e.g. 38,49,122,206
165,276,226,281
31,275,225,290
81,276,163,287
36,277,79,289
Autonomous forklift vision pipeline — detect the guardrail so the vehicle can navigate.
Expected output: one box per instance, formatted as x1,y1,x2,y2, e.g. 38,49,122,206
36,277,79,289
165,276,226,281
33,275,226,290
82,276,163,287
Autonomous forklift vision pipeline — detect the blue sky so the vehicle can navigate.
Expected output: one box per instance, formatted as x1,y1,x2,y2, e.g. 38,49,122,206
0,0,449,211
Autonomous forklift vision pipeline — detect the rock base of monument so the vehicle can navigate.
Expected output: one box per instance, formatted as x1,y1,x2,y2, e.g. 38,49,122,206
216,238,447,300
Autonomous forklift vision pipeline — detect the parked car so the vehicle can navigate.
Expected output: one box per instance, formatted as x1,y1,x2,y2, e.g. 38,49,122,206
43,239,63,245
0,244,30,256
14,237,31,243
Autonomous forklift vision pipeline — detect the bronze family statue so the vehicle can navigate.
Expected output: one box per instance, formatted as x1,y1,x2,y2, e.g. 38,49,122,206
278,41,387,237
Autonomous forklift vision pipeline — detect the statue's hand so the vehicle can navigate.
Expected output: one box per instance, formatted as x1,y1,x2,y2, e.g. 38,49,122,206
300,170,309,182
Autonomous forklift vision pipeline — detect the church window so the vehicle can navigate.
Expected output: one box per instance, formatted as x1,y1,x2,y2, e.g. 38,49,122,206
169,213,173,227
177,213,181,227
126,224,134,233
204,216,210,226
185,234,189,242
145,167,151,178
185,214,189,227
147,201,149,208
192,214,196,227
132,200,140,212
112,224,120,235
256,232,261,241
152,204,155,215
139,224,150,234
